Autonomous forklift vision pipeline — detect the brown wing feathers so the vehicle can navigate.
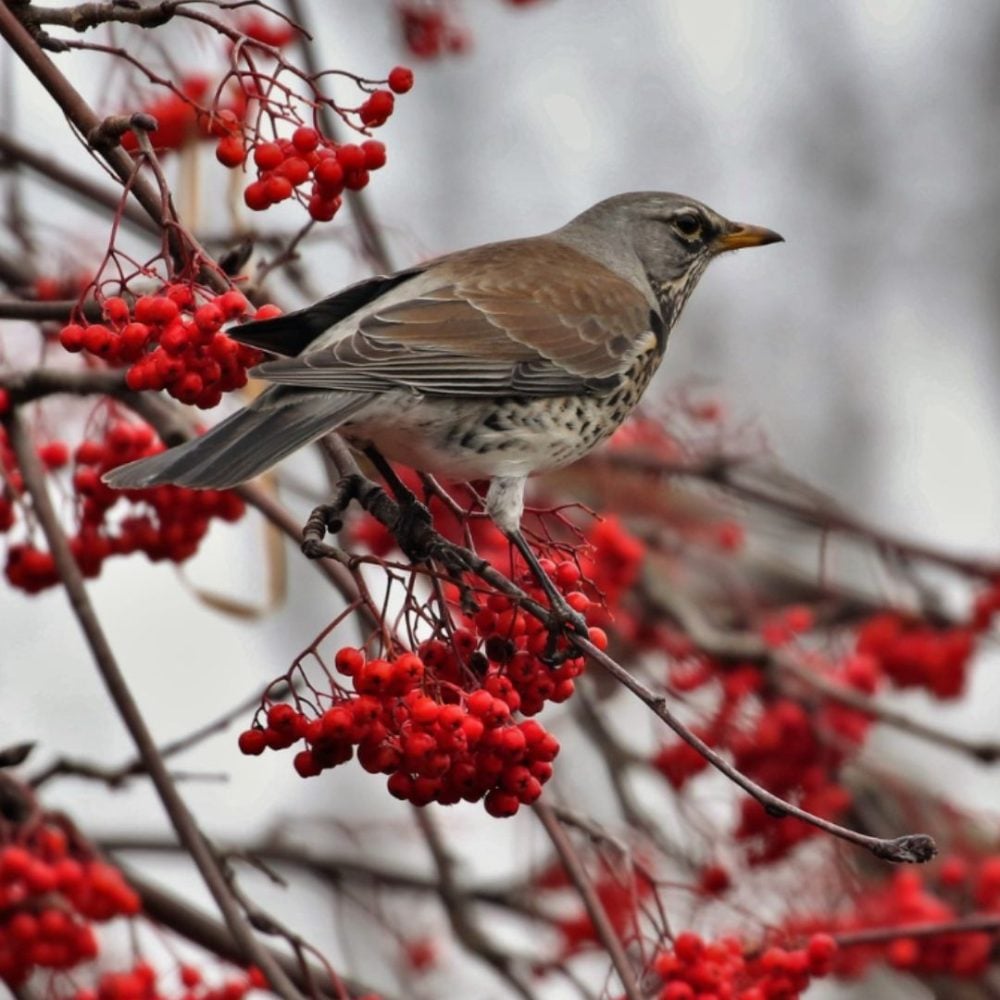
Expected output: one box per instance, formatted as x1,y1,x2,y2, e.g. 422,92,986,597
251,238,653,397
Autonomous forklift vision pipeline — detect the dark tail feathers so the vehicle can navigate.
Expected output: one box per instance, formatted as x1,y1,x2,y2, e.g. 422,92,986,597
103,389,373,490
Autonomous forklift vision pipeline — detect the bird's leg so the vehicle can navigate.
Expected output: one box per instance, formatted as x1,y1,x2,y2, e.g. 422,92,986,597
487,476,588,660
361,445,440,563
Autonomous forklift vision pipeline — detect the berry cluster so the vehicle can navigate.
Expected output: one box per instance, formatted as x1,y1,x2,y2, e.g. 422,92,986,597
228,128,391,222
61,960,269,1000
534,859,651,957
240,649,561,817
59,287,267,409
232,11,298,49
654,659,869,864
0,823,140,987
3,417,245,593
250,474,646,814
792,859,1000,981
652,931,837,1000
398,3,470,57
212,67,411,222
856,612,975,700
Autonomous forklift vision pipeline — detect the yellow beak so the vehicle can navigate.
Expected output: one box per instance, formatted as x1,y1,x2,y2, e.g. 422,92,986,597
713,222,784,253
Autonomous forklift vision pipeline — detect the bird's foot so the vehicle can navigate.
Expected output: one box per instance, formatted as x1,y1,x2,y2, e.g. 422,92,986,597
393,498,437,564
539,595,590,666
302,474,367,560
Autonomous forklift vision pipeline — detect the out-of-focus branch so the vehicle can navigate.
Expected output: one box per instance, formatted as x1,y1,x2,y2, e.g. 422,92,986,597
118,863,384,1000
0,297,99,321
413,808,536,1000
534,803,642,1000
0,132,158,236
100,831,538,917
833,915,1000,948
31,680,286,789
599,451,1000,580
0,366,125,401
3,407,303,999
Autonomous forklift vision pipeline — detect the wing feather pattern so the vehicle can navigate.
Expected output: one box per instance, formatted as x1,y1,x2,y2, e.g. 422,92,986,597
253,238,657,398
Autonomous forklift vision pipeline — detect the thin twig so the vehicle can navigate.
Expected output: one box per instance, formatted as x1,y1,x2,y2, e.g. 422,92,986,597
534,802,642,1000
413,808,536,1000
117,861,384,1000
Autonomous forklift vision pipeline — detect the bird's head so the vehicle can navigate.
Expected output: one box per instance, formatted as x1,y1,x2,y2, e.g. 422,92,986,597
559,191,783,325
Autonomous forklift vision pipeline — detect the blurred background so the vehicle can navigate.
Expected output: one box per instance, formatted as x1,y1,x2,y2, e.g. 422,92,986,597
5,2,1000,997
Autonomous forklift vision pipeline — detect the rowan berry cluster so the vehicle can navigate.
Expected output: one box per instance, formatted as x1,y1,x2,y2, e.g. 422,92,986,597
398,3,471,57
247,478,643,813
58,287,267,409
120,75,216,155
239,649,561,817
211,55,412,222
0,822,139,987
227,127,392,223
651,931,837,1000
2,418,245,593
653,659,869,864
535,859,651,956
856,612,975,700
61,960,268,1000
791,858,1000,981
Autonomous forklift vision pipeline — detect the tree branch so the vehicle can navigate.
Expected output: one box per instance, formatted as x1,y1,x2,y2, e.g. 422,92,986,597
3,407,303,999
534,803,642,1000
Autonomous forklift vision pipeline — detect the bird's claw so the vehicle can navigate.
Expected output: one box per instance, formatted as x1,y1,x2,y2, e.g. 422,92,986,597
394,499,436,563
539,600,589,666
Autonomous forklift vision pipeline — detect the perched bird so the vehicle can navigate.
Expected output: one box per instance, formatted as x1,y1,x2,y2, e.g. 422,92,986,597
106,192,781,586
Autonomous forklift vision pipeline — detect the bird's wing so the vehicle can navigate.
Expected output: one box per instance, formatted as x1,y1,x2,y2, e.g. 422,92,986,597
251,239,659,398
228,267,427,357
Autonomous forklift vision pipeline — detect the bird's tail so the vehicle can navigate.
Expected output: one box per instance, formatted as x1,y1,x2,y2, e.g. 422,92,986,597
103,388,374,490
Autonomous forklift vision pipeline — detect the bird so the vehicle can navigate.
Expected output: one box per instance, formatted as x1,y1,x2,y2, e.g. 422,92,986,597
105,191,781,611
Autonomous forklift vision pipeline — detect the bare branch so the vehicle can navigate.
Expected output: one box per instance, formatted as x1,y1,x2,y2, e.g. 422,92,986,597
3,407,303,999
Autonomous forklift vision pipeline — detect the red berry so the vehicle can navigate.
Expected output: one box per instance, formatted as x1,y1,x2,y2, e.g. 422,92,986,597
336,144,366,170
292,126,320,153
102,296,130,325
38,441,70,469
253,142,283,170
343,167,370,191
361,140,387,170
360,90,394,126
238,729,267,755
264,175,294,203
243,180,271,211
308,196,341,222
280,156,311,185
314,157,344,194
217,290,249,319
59,323,86,352
335,647,365,676
388,66,414,93
216,135,245,167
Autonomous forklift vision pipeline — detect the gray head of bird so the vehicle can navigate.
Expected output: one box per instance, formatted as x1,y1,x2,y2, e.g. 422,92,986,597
552,191,783,322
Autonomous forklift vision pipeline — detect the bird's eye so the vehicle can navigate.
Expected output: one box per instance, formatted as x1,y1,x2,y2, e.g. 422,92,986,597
672,212,702,239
